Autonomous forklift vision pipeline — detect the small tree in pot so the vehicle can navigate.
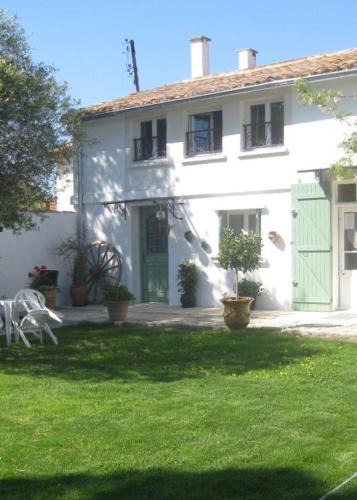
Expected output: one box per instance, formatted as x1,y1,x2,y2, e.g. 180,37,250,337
177,260,198,307
219,227,262,330
102,284,135,322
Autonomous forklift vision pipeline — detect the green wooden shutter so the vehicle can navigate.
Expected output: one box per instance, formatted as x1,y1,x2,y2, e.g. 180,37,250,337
292,182,332,311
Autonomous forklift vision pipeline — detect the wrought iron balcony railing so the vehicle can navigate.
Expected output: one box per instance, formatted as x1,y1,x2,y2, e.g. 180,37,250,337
243,121,284,150
186,128,222,157
133,136,166,161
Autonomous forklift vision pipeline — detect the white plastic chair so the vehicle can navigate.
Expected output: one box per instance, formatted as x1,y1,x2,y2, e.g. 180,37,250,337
12,289,62,348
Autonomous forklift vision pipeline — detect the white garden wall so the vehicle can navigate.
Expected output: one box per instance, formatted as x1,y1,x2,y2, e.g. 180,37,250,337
0,212,77,305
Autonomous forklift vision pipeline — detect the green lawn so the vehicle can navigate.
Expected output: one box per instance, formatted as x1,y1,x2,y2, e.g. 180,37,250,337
0,324,356,500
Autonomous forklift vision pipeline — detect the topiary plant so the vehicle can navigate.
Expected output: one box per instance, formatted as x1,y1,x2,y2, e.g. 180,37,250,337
219,227,262,299
177,259,198,307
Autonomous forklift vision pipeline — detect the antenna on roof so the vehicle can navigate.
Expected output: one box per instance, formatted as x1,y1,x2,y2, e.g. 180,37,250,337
124,39,140,92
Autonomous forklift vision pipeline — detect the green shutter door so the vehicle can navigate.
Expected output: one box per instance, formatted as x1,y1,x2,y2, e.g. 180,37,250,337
292,183,332,311
140,206,169,303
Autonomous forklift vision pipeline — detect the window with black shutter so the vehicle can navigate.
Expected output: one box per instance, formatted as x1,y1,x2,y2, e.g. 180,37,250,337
243,101,284,150
186,110,223,156
134,118,167,161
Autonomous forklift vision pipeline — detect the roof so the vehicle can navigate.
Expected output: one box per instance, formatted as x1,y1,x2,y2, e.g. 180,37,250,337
82,48,357,120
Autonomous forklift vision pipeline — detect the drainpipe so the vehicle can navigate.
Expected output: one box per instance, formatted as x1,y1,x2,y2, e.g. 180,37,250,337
76,147,85,244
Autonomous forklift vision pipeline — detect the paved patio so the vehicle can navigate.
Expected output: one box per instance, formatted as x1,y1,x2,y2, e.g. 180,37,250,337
56,303,357,340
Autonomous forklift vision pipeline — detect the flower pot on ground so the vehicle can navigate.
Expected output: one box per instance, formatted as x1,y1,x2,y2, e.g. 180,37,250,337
102,284,135,322
219,228,262,331
177,260,198,308
70,285,88,307
238,279,263,310
28,265,58,308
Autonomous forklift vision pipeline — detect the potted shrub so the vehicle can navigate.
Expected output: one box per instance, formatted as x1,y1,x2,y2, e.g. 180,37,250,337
219,227,262,330
28,265,58,308
177,259,198,307
238,279,263,310
102,284,135,321
57,236,88,306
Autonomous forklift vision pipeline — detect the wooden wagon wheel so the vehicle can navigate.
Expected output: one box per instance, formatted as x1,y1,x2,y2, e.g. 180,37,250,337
85,241,122,303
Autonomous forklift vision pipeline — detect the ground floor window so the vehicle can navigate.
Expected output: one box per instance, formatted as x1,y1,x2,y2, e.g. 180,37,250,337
219,209,261,240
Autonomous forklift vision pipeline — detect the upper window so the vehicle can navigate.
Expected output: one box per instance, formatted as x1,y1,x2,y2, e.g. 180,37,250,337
186,110,222,156
134,118,166,161
243,101,284,150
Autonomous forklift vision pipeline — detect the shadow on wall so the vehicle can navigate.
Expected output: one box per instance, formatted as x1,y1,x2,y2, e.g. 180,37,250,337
0,467,347,500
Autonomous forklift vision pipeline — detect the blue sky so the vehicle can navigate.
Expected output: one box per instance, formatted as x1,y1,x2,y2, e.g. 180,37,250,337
3,0,357,106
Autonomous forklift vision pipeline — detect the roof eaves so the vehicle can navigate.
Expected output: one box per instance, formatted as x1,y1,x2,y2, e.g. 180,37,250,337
82,67,357,122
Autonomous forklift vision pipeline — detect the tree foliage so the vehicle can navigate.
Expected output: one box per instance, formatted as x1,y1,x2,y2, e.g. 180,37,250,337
0,10,81,231
296,78,357,179
219,227,262,298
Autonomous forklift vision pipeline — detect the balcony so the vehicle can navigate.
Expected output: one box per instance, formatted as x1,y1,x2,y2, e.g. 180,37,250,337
243,121,284,150
133,136,166,162
186,129,222,157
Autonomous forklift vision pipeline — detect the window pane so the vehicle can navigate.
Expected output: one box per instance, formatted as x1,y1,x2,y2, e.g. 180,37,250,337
248,213,257,233
344,212,357,251
229,214,244,234
345,253,357,270
140,121,153,159
338,184,356,202
271,102,284,145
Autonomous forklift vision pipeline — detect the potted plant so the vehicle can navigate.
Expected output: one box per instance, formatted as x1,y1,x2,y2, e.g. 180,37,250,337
102,284,135,321
219,227,262,330
57,236,88,306
238,279,263,310
177,259,198,307
28,265,58,308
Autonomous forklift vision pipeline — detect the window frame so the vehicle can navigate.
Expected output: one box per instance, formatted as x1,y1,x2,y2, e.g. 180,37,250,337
133,117,167,161
219,209,261,241
242,99,284,151
186,109,223,157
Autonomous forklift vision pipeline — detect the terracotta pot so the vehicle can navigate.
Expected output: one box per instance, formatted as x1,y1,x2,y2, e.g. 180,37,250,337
70,285,88,307
105,301,130,321
221,296,254,331
43,288,57,309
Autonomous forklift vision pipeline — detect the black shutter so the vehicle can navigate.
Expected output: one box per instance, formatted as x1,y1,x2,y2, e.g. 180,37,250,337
213,111,223,152
157,119,166,158
270,102,284,145
140,121,153,159
250,104,265,147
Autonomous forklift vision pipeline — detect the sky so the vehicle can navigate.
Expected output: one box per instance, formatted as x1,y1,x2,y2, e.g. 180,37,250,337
2,0,357,107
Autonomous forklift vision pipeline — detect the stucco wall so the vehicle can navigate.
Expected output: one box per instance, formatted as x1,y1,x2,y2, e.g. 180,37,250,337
78,76,357,309
0,212,77,305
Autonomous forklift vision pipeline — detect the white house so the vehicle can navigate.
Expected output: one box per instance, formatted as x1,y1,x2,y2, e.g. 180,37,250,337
64,38,357,311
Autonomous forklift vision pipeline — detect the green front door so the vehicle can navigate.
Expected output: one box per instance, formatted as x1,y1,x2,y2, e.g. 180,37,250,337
140,206,169,302
292,182,332,311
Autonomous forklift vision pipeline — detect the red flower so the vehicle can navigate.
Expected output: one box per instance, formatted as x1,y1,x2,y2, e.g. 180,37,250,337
28,272,33,278
34,266,40,272
40,265,47,270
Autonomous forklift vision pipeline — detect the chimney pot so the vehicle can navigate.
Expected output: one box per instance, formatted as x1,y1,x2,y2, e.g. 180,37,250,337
190,35,211,78
238,48,258,70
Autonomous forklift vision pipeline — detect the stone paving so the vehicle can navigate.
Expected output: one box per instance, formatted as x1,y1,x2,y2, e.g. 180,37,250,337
56,303,357,340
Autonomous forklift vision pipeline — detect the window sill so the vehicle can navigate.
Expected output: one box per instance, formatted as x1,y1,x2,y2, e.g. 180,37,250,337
182,153,227,165
129,158,170,168
238,146,289,159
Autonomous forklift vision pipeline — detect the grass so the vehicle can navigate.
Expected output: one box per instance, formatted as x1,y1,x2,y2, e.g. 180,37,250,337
0,324,356,499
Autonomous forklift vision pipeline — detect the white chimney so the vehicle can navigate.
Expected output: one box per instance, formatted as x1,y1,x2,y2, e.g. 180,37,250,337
238,48,258,70
190,35,211,78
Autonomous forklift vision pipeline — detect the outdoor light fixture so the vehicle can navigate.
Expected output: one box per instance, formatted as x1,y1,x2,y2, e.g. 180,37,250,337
156,207,166,221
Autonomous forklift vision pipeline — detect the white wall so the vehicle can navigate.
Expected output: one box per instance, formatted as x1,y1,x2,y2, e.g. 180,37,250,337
78,75,357,309
0,212,77,305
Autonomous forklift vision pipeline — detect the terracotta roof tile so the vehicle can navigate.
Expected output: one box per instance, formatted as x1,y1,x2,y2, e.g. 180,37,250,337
82,48,357,119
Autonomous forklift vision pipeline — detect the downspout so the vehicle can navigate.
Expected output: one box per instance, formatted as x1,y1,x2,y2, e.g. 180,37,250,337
76,147,85,244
